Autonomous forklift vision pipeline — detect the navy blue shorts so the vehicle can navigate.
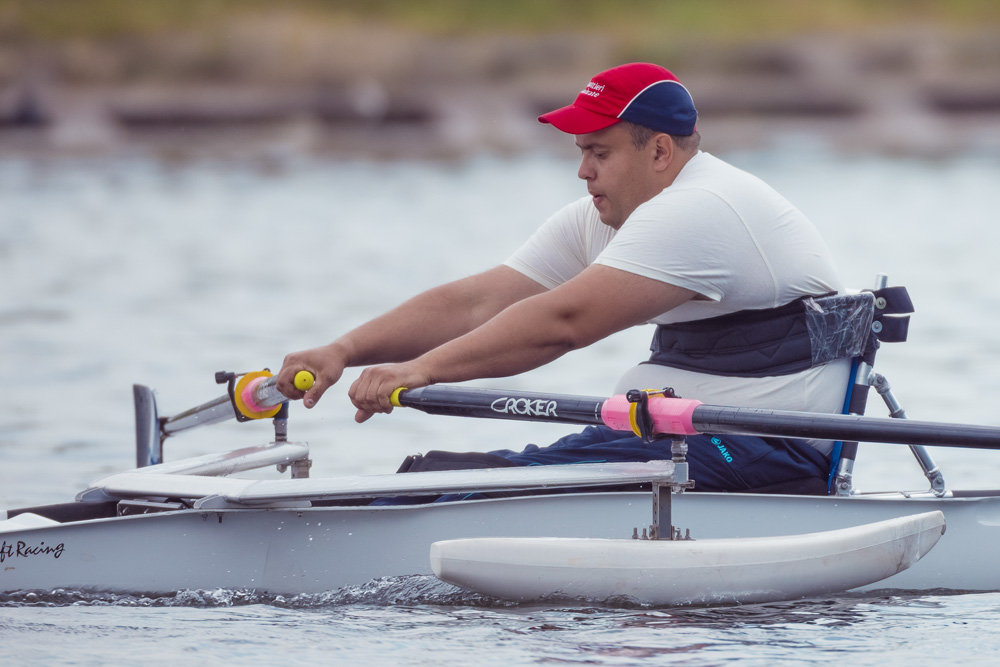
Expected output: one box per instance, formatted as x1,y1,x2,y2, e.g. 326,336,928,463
373,426,832,504
489,426,831,494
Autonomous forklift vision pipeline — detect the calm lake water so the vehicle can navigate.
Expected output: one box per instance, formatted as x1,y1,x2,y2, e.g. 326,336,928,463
3,147,1000,664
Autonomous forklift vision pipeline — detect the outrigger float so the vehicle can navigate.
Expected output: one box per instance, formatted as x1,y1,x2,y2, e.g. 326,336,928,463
3,362,1000,605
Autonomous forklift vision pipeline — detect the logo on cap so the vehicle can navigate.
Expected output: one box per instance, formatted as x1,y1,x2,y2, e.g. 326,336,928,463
581,81,605,98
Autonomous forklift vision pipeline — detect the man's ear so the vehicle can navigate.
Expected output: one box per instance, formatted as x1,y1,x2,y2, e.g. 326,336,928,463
651,133,674,171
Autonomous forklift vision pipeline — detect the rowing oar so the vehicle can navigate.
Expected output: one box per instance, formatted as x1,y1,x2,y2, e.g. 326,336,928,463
135,369,316,466
390,385,1000,450
158,370,317,436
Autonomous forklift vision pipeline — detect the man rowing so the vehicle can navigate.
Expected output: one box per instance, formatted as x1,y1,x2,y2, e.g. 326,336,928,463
277,62,851,494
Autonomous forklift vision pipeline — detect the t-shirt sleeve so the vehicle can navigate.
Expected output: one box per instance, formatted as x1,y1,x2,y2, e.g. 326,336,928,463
504,196,599,289
594,189,754,302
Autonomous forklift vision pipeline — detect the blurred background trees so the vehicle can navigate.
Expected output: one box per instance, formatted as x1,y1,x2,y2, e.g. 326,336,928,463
2,0,998,157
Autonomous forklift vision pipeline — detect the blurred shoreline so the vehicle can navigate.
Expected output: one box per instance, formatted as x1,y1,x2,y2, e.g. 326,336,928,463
2,25,999,161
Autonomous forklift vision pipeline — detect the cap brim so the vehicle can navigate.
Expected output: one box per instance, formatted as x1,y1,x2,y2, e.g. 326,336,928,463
538,104,621,135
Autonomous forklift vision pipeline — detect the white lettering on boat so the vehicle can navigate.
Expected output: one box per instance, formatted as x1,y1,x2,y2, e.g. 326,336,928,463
0,539,65,563
490,397,558,418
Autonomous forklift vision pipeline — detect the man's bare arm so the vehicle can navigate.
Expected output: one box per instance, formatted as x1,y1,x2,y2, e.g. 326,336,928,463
276,265,545,406
349,264,697,419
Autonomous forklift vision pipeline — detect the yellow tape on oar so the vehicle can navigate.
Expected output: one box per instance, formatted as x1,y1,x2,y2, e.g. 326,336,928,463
390,387,407,407
627,399,643,437
627,388,668,438
233,370,282,420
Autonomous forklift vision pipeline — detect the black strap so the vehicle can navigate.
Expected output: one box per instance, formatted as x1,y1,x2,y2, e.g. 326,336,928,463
648,287,914,377
869,286,912,345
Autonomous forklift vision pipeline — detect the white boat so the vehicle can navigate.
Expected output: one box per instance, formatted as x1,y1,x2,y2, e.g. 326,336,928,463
2,374,1000,601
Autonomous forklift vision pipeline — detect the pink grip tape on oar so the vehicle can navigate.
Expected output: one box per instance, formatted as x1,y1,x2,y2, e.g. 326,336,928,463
232,370,283,419
240,375,271,414
601,395,703,436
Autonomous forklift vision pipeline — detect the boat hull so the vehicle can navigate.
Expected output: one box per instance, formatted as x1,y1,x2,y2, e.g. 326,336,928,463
0,491,996,596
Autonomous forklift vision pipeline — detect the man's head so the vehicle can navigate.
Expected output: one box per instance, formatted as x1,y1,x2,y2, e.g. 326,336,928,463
540,64,700,228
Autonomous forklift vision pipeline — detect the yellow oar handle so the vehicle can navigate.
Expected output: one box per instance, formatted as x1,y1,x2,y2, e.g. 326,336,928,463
390,387,408,407
294,370,315,392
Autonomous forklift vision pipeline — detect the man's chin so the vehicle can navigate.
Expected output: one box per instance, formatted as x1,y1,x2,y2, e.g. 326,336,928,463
598,213,622,229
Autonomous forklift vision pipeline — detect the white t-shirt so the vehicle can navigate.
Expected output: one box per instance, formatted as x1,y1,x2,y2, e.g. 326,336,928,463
505,152,850,452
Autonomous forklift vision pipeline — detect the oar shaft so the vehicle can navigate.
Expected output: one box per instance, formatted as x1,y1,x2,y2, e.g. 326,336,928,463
162,395,236,437
396,385,1000,450
395,386,606,426
249,376,287,409
690,405,1000,449
162,374,301,438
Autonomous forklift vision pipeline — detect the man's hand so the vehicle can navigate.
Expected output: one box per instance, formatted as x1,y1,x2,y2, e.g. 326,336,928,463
276,343,349,409
349,360,432,423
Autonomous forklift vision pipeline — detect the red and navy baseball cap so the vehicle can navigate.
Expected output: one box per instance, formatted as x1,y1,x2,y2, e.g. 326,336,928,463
538,63,697,136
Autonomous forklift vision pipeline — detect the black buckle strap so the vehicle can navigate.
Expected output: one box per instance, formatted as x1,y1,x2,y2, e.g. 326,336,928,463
868,286,913,345
870,286,913,315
